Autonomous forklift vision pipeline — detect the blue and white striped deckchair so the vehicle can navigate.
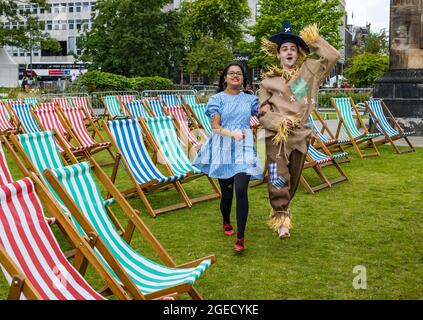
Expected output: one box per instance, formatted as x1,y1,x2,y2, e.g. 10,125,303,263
147,99,167,117
190,103,212,136
159,94,180,107
10,103,41,134
102,96,128,119
331,97,381,158
45,161,215,299
300,138,349,194
105,118,191,217
125,100,152,119
141,116,221,204
24,97,38,108
365,99,415,154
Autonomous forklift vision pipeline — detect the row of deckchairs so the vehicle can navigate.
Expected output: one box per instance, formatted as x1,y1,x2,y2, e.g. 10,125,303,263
0,133,215,300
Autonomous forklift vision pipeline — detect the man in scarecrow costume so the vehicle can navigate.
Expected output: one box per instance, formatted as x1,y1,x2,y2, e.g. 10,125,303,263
259,20,340,238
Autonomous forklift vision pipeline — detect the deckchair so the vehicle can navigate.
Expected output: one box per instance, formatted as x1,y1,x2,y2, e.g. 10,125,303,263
0,175,134,300
23,97,38,108
44,160,215,299
159,94,180,107
365,99,415,154
101,96,128,120
124,100,154,119
0,102,18,135
147,99,167,117
330,97,381,158
59,106,117,166
181,95,198,107
163,105,204,148
140,116,221,204
9,102,41,134
32,105,89,155
119,95,135,106
190,103,212,136
103,118,192,217
300,136,349,194
53,96,71,110
70,96,101,123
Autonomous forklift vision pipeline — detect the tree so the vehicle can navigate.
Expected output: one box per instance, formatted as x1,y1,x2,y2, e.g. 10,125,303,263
185,37,234,82
78,0,185,78
343,53,388,88
247,0,344,70
354,30,389,56
0,0,60,51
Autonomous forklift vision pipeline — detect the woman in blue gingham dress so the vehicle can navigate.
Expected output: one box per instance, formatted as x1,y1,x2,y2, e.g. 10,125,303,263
193,62,263,252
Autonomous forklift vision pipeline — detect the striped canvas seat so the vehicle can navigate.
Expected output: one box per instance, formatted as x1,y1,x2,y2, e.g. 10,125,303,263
61,106,111,151
331,97,380,158
182,95,198,107
119,95,134,105
190,103,212,135
147,99,167,117
24,97,38,108
11,103,41,134
70,96,100,121
102,96,128,119
164,106,201,148
0,102,17,134
52,97,71,110
0,142,13,186
159,94,179,107
0,178,106,300
309,115,350,146
106,119,191,217
33,105,87,154
250,116,260,128
50,162,212,295
126,100,152,119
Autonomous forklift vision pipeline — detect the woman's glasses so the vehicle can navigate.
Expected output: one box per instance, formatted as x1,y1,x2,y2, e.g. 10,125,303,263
227,71,243,77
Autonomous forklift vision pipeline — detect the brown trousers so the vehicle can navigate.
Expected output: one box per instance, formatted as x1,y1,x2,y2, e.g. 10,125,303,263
266,137,306,212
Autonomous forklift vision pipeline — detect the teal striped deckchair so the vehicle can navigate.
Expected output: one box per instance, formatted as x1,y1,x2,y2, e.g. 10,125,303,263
44,161,215,299
101,96,128,119
125,100,153,119
104,118,192,217
140,116,221,204
190,103,212,136
24,97,38,108
330,97,381,158
365,99,415,154
147,99,167,117
10,102,41,134
300,136,349,194
181,95,198,107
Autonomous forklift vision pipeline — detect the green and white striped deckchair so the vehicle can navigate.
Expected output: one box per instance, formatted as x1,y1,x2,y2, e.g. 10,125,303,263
365,99,415,154
24,97,38,108
101,96,128,120
45,161,215,299
181,95,198,107
190,103,212,136
104,118,192,217
140,116,220,204
330,97,380,158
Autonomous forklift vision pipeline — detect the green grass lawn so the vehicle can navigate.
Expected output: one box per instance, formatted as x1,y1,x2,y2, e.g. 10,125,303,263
0,142,422,300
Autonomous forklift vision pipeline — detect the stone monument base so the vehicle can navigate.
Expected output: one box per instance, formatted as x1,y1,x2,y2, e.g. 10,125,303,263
373,69,423,135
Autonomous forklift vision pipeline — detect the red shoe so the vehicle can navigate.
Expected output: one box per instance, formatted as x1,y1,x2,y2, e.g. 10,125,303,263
223,223,234,236
234,238,244,252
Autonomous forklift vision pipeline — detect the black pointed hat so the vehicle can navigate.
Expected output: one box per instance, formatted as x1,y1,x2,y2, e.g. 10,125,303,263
269,20,310,53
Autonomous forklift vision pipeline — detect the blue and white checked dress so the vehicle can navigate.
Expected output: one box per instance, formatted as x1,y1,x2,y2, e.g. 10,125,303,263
192,92,263,180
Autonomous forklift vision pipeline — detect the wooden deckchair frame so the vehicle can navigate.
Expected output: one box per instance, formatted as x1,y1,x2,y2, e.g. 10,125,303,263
100,95,129,120
0,102,19,136
330,97,380,158
44,159,215,300
6,102,39,134
102,119,193,218
364,99,415,154
139,117,221,205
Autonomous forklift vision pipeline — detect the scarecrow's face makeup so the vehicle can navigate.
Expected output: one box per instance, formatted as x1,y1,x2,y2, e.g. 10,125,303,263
224,65,244,88
277,42,299,68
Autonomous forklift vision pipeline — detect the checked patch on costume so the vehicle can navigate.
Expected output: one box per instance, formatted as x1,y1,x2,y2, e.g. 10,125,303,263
269,162,286,190
290,77,309,101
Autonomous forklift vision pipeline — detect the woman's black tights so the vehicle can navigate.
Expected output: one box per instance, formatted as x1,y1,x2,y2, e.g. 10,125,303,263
218,173,251,239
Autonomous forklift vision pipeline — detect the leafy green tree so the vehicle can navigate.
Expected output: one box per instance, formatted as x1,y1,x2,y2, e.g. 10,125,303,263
354,30,389,56
78,0,184,78
185,37,234,82
344,53,388,87
0,1,60,52
247,0,344,70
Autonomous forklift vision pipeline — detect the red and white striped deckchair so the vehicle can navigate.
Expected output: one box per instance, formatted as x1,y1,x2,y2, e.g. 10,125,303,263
0,102,18,134
0,141,13,186
32,105,87,155
71,96,100,122
119,95,134,106
0,177,107,300
52,97,71,110
163,106,202,148
250,116,260,128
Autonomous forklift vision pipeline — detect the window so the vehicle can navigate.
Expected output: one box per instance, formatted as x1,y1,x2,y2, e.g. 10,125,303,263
69,20,75,30
68,3,74,13
61,3,67,12
46,20,52,30
68,36,76,53
83,2,90,12
53,4,60,13
76,2,82,12
76,19,82,30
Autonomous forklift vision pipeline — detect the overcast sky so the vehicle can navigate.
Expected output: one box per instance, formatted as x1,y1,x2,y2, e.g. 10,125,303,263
345,0,390,33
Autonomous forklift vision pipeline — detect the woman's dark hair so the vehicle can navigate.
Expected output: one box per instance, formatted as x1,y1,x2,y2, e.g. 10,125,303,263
217,62,252,94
